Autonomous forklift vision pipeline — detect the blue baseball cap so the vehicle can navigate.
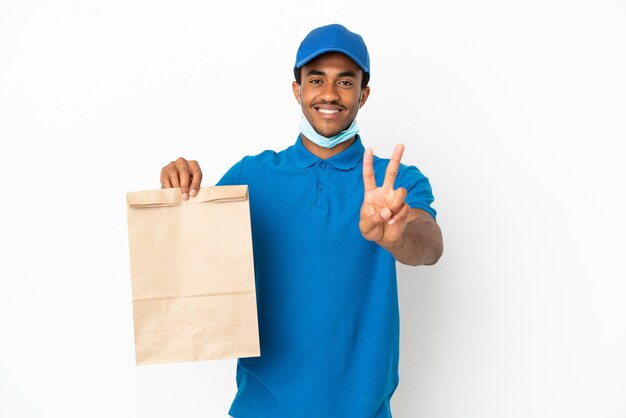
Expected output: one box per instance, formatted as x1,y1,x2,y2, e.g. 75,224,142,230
294,24,370,78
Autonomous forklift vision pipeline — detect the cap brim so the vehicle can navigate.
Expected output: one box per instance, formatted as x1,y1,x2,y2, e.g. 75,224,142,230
295,47,369,74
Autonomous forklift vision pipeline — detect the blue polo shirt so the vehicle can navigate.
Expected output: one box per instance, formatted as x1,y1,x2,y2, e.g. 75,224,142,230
217,135,436,418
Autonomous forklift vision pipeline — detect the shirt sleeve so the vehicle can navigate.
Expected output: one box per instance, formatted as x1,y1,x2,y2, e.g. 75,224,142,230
397,163,437,220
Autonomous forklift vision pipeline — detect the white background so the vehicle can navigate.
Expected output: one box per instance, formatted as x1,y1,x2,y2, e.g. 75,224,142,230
1,0,625,417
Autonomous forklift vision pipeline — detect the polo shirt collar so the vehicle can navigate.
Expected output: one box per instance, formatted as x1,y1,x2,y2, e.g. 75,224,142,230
293,134,365,171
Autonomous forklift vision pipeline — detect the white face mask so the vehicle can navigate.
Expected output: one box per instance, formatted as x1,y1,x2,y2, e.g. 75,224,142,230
299,116,359,149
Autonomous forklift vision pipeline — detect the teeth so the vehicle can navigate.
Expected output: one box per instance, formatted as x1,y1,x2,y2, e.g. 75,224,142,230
318,109,339,114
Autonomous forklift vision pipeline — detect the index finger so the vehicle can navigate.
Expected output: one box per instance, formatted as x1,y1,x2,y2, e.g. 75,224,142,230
382,143,405,190
175,158,192,199
362,148,377,192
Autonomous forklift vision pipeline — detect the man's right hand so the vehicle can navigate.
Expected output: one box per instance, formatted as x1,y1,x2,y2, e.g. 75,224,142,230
160,157,203,200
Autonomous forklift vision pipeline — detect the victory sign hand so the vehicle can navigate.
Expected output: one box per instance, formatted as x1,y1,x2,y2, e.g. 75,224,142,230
359,144,411,247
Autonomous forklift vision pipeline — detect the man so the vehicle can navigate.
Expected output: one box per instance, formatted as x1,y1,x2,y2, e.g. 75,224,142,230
160,24,443,418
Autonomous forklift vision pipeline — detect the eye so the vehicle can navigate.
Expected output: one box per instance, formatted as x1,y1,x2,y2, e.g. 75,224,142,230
339,80,354,87
309,78,323,85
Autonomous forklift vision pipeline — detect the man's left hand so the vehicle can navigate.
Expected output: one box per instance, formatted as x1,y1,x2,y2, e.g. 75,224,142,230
359,143,410,248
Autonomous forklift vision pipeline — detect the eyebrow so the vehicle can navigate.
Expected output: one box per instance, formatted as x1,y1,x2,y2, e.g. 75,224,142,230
305,69,357,78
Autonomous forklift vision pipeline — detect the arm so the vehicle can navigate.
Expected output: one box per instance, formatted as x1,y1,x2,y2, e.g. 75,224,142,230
378,208,443,266
359,145,443,266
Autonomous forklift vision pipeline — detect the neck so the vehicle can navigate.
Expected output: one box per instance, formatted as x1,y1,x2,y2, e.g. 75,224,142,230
301,134,356,159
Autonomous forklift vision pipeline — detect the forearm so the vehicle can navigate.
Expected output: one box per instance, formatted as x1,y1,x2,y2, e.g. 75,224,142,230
380,217,443,266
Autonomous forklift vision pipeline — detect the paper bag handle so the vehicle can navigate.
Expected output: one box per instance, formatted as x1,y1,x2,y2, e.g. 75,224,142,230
127,185,248,208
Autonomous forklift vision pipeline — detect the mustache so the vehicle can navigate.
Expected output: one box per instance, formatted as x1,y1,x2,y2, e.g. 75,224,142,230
312,100,346,109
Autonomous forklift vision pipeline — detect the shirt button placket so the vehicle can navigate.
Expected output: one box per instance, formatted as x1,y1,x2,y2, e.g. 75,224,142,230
310,160,329,213
317,161,326,191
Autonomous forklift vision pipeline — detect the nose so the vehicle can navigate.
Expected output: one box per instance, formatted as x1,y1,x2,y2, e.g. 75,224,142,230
320,82,340,102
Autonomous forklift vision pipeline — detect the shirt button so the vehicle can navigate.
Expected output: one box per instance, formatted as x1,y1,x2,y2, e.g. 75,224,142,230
319,162,327,169
317,183,324,191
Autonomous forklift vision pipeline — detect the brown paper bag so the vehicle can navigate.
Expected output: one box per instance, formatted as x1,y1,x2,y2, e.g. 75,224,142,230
126,185,260,365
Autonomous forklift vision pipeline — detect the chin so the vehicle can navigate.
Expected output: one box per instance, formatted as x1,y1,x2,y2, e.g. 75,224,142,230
312,124,344,138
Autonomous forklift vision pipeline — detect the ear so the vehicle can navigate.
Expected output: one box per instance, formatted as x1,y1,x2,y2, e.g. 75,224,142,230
292,81,301,105
358,86,370,109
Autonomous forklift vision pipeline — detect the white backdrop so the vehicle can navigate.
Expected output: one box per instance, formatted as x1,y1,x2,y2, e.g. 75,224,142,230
1,1,625,417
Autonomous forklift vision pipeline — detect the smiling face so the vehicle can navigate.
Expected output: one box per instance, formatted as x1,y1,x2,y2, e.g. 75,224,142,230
292,52,370,139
